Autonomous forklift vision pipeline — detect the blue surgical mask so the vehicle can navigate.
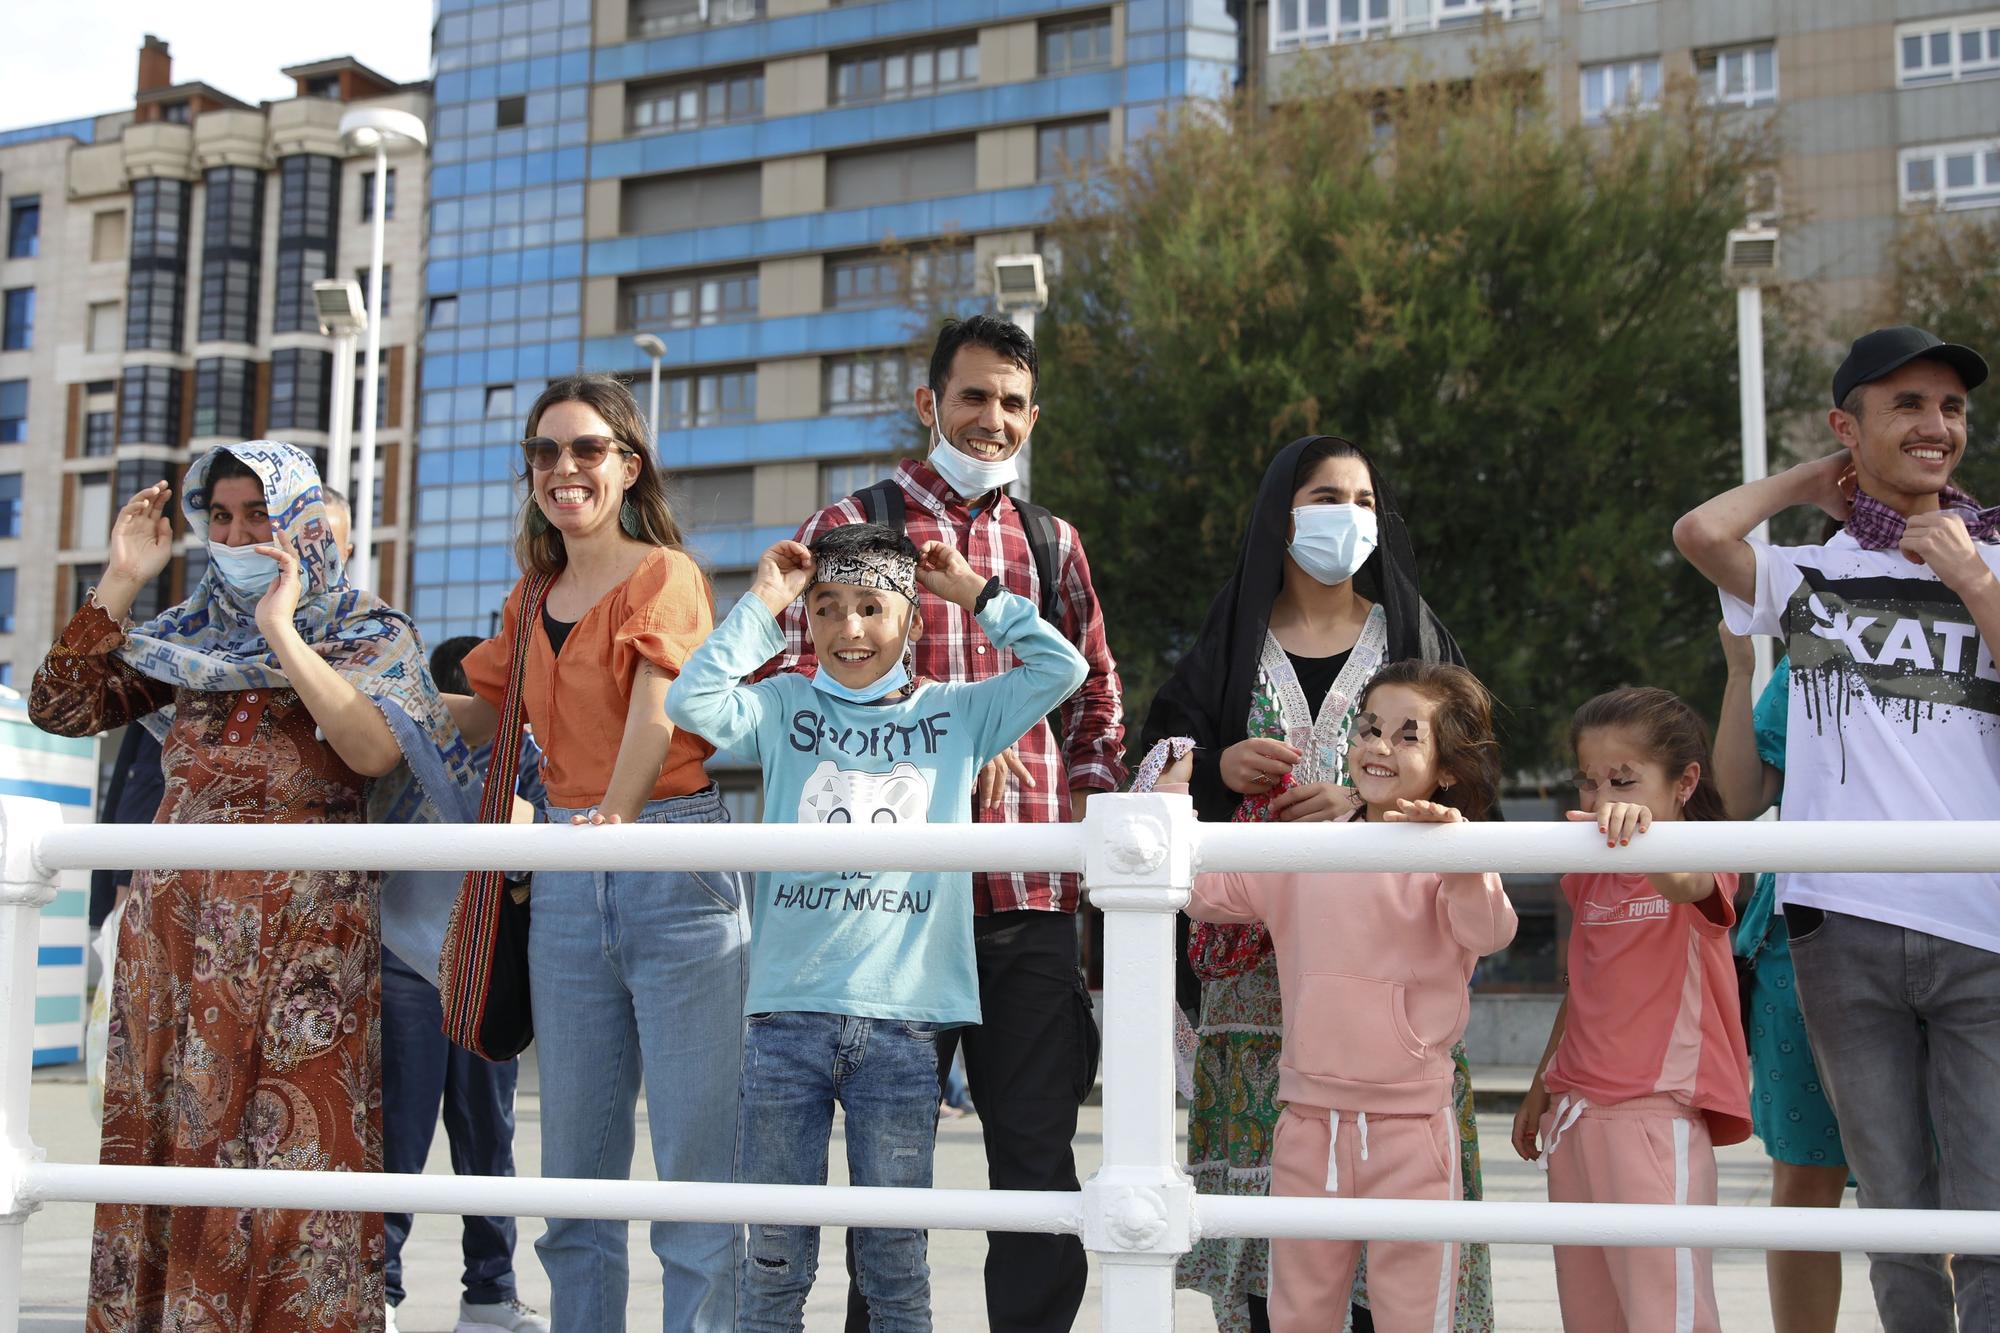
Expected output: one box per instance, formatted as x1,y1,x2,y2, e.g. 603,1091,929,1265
207,540,281,599
811,603,917,705
1289,504,1379,587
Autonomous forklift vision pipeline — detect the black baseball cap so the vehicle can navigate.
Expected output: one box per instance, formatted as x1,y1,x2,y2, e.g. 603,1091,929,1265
1832,325,1988,407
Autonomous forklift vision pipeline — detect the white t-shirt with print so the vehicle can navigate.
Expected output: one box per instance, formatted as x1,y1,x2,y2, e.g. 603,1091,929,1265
1721,532,2000,953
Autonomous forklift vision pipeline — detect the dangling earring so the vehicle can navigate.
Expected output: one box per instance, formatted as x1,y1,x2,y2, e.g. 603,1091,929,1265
620,498,642,539
528,505,550,535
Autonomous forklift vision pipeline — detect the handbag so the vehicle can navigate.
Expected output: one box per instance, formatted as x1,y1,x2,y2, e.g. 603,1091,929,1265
439,570,556,1061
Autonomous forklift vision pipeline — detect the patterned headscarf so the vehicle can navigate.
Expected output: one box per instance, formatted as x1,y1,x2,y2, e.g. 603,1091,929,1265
812,545,919,603
117,441,478,829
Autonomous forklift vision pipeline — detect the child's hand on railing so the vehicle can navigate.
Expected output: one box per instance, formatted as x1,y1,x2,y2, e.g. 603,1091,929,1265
1568,802,1651,848
1382,798,1462,824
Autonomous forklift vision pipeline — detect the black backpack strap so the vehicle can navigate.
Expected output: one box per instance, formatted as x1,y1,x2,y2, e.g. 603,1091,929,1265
857,479,905,535
1012,497,1064,625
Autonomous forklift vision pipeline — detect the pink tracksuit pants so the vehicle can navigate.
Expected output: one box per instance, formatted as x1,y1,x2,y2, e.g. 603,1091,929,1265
1269,1104,1460,1333
1538,1092,1721,1333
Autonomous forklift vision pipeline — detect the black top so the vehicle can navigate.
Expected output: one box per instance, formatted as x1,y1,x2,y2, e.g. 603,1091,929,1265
541,604,576,657
1285,648,1351,720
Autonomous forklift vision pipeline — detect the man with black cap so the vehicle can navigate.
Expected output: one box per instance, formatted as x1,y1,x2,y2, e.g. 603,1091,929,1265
1675,326,1995,1331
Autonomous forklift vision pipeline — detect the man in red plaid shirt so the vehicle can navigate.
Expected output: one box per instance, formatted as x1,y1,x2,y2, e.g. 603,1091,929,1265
773,316,1126,1332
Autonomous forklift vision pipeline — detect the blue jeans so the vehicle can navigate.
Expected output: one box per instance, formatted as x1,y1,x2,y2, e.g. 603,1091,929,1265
532,789,750,1332
380,947,520,1307
737,1012,942,1333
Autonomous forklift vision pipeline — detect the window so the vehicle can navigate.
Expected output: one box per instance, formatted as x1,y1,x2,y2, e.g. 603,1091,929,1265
198,165,265,345
1037,118,1112,179
628,68,764,132
821,457,896,506
305,74,341,99
267,348,332,432
826,245,976,308
1041,13,1113,75
663,368,755,429
1898,12,2000,86
84,410,114,457
118,365,182,444
274,155,340,334
676,468,754,529
1700,44,1777,110
125,178,191,352
497,95,527,128
485,385,515,419
428,295,458,328
352,366,388,431
76,474,111,546
831,35,980,105
193,358,258,439
823,351,914,415
1269,0,1537,50
1902,139,2000,212
624,268,759,330
0,475,19,538
162,101,191,125
91,210,125,262
5,197,37,259
1,289,32,351
1580,58,1662,124
88,301,121,353
356,266,393,316
0,569,14,633
631,0,763,37
826,139,976,208
0,381,23,442
620,167,763,233
360,168,396,221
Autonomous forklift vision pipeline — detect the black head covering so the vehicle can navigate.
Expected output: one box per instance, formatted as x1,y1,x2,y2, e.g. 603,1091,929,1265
1139,435,1463,823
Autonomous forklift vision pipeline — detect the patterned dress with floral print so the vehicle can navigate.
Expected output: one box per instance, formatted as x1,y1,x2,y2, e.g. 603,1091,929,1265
1174,626,1494,1333
32,601,385,1333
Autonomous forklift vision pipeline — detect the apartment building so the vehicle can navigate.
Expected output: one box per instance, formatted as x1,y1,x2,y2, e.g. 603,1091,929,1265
0,38,428,685
416,0,1242,674
1252,0,2000,315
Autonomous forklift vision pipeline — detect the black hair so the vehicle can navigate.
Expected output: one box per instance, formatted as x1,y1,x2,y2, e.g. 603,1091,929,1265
206,449,261,490
428,635,485,696
807,521,919,566
927,314,1038,399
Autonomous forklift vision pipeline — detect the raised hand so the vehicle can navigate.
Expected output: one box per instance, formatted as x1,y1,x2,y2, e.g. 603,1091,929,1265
750,539,815,613
914,540,987,610
1900,510,1989,593
251,527,303,642
1795,449,1856,523
107,482,176,587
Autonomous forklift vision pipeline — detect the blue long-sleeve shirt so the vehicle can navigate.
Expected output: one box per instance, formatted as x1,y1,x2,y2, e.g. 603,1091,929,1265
666,588,1087,1024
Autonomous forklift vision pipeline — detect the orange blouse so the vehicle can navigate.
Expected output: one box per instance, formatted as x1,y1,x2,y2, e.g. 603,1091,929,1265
464,545,717,809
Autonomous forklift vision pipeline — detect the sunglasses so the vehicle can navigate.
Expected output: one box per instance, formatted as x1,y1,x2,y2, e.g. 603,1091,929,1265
520,435,630,471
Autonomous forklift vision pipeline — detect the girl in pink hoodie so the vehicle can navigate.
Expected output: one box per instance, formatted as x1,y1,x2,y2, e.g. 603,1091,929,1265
1160,660,1516,1333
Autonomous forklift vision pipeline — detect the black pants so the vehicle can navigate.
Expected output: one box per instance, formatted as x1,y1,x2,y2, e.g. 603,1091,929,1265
846,910,1101,1332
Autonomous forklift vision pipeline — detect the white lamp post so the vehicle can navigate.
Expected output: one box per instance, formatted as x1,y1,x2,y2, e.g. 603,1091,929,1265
310,280,366,498
338,106,427,591
990,254,1048,501
1725,220,1781,695
634,333,666,439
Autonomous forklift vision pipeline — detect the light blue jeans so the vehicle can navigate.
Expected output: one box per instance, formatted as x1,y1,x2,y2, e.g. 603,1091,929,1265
737,1011,942,1333
532,788,749,1332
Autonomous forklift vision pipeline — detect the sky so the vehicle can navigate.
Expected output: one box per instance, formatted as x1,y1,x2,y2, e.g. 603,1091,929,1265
1,1,434,133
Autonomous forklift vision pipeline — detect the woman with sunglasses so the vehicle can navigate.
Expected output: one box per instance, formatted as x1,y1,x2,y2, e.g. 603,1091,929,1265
445,374,749,1332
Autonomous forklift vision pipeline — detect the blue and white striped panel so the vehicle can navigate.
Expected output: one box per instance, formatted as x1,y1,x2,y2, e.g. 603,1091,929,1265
0,695,100,1066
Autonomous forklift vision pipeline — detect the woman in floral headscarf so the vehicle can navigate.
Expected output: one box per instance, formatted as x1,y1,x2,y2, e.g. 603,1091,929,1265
31,441,476,1333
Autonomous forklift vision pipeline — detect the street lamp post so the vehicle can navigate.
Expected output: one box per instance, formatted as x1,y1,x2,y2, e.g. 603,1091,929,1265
338,107,427,591
990,254,1049,501
311,280,367,500
634,333,666,439
1725,220,1781,695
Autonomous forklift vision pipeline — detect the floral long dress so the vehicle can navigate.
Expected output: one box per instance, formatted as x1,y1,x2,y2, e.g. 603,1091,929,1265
32,602,385,1333
1175,618,1495,1333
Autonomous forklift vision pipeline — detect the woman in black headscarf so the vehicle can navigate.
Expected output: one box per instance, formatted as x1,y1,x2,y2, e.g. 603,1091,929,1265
1141,436,1492,1333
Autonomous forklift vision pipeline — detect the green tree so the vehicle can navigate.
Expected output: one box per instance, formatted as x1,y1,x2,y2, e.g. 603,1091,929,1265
1883,214,2000,498
1031,48,1821,768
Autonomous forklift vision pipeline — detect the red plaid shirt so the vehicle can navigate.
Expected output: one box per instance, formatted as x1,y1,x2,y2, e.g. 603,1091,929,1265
773,459,1127,914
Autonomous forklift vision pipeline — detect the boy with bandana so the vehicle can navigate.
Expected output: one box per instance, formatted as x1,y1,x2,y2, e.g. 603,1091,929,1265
665,523,1087,1332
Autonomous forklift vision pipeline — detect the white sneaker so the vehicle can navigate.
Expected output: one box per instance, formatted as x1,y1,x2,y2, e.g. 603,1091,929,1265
384,1304,402,1333
456,1297,550,1333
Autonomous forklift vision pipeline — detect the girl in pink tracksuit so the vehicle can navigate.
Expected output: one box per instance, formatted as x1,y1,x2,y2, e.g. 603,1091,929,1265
1514,687,1751,1333
1160,659,1516,1333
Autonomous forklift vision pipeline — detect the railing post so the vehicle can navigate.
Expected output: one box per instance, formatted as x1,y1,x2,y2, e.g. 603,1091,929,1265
1079,791,1197,1329
0,797,63,1333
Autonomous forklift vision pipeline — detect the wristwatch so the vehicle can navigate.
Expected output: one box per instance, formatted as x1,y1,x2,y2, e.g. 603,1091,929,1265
973,576,1002,615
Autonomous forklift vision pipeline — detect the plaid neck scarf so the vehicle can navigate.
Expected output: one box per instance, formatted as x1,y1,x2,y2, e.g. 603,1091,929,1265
1847,485,2000,550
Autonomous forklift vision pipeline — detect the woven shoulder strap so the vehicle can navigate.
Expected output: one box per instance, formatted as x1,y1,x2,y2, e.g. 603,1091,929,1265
473,572,555,823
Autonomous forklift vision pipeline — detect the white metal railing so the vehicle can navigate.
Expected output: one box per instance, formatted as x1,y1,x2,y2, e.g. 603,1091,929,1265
7,793,2000,1330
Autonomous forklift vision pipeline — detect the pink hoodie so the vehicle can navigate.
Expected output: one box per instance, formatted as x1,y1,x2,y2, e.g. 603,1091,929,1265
1177,802,1517,1116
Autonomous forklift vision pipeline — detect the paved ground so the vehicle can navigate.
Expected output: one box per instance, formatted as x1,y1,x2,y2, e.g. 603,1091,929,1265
18,1057,1883,1331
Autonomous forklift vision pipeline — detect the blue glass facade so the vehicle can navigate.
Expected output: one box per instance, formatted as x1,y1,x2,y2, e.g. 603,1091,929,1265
417,0,1238,640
